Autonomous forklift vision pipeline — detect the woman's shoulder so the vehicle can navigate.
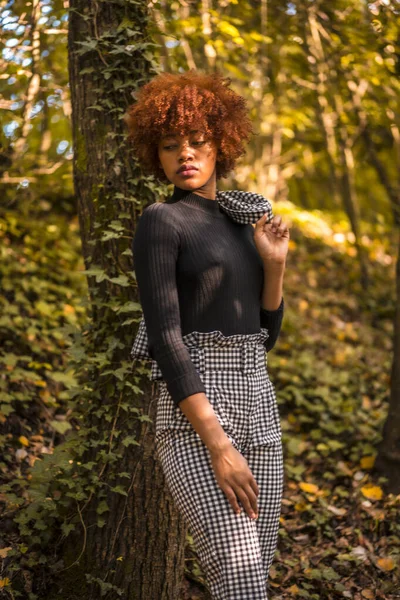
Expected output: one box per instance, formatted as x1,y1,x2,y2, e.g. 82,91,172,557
136,201,182,237
140,200,181,222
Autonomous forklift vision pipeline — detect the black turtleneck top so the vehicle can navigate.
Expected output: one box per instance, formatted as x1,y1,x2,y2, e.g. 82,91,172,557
133,186,284,407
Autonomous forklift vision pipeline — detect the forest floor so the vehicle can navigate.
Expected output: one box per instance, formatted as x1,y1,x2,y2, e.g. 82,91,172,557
1,200,399,599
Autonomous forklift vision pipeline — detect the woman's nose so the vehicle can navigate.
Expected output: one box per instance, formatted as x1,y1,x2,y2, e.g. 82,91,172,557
178,140,194,160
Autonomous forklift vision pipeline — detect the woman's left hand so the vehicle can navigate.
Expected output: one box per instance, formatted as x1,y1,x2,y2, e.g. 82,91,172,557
253,213,290,266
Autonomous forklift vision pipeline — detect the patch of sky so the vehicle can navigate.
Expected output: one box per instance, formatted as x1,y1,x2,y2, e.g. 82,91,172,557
3,120,19,138
2,48,14,61
42,72,52,80
42,5,52,13
56,140,69,155
22,57,32,67
47,94,61,107
17,179,30,189
11,101,23,110
166,39,180,48
3,20,18,31
7,76,16,85
5,37,18,47
41,49,50,58
286,2,296,15
52,19,61,27
2,16,16,25
38,16,49,25
29,100,45,118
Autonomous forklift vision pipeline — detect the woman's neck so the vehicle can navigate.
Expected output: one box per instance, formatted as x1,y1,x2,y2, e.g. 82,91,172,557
167,185,223,218
170,184,216,201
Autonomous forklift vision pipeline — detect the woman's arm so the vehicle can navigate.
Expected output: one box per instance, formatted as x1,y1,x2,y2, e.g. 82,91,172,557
261,263,285,311
133,203,207,405
260,264,285,351
254,212,289,352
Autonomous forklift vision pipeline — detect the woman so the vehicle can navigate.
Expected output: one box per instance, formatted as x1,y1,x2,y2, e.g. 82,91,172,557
125,69,289,600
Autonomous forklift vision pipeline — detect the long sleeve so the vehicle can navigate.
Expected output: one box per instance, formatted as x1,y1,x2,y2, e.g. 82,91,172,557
133,203,206,407
260,297,284,352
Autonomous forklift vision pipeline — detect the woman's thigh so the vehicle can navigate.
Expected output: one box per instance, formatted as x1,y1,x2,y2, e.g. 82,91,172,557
244,442,284,578
156,432,269,600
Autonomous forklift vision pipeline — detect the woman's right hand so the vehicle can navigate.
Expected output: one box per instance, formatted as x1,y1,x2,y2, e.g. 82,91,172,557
209,443,259,519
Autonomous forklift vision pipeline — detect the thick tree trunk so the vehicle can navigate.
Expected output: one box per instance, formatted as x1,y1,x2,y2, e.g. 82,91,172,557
51,1,188,598
375,230,400,493
365,121,400,492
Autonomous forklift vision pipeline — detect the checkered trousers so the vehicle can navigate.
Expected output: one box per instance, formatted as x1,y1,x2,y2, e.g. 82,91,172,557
154,328,284,600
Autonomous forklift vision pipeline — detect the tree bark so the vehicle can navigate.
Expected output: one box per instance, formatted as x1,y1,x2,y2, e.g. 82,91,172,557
361,114,400,493
375,230,400,494
51,1,188,598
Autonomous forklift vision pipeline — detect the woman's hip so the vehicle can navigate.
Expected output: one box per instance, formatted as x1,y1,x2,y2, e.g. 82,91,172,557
155,328,282,452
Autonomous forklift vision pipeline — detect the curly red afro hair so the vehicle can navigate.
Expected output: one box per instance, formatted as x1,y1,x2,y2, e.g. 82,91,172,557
124,69,253,183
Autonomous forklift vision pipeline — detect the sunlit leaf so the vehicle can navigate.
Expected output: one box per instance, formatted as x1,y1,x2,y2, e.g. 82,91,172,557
376,556,396,571
360,485,383,501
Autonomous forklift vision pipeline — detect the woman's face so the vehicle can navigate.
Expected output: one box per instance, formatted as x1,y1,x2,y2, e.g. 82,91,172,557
157,129,218,190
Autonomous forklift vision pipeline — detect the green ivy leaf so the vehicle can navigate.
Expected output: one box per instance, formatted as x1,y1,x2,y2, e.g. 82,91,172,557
110,485,128,496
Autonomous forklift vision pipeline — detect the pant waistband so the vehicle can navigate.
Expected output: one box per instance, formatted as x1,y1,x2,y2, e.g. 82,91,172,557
187,343,266,375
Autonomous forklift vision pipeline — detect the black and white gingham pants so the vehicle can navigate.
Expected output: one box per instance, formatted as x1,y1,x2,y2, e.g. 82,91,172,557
154,328,283,600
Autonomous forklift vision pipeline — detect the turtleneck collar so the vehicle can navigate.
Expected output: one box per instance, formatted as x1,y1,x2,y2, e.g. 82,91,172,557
166,185,224,218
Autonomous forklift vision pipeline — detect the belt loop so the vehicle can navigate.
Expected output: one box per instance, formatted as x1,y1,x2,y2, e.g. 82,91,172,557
242,343,256,374
189,346,205,373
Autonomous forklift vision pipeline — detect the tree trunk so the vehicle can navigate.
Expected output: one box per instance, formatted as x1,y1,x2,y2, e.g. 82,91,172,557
336,135,369,289
51,1,188,598
374,230,400,493
366,118,400,493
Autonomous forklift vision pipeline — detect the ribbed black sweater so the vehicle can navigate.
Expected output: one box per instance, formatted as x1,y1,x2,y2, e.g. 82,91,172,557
133,185,284,407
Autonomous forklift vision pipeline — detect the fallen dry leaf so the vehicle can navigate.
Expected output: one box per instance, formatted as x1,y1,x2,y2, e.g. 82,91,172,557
360,456,375,470
327,504,347,516
361,485,383,501
299,482,319,494
376,556,396,571
288,584,300,594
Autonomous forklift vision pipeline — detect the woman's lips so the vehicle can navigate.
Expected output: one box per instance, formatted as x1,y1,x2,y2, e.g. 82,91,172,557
178,168,197,177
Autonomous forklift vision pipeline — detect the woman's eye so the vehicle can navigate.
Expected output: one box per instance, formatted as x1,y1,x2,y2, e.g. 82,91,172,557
162,140,206,150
